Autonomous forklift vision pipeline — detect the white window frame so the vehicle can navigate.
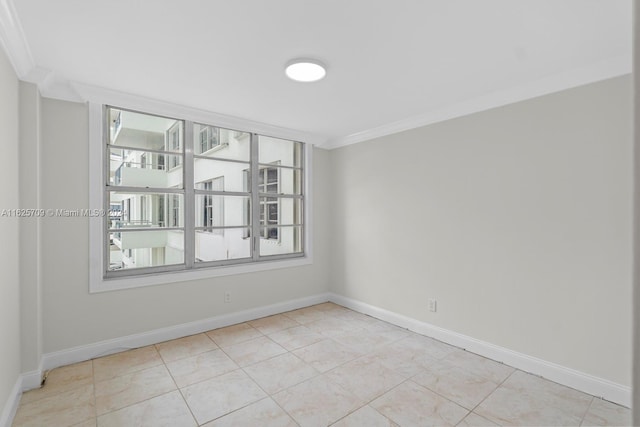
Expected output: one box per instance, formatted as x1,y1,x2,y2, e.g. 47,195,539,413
88,96,313,293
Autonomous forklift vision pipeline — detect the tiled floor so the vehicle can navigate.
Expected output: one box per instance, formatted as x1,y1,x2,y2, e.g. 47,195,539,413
12,303,631,427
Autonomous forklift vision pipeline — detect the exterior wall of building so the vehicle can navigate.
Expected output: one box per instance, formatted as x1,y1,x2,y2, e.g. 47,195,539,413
330,76,633,387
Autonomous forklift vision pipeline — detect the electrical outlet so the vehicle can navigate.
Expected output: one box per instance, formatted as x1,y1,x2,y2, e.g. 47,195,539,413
428,298,437,312
224,291,231,303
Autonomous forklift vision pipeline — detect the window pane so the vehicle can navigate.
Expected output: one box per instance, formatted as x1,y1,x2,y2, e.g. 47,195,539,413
195,228,251,262
257,167,302,195
195,195,250,227
259,226,302,256
194,158,250,192
259,197,302,227
109,148,183,188
194,123,250,161
258,136,302,168
108,108,183,153
109,192,183,229
108,230,184,270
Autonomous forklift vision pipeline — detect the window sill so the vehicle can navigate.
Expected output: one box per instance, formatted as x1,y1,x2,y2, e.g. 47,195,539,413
89,255,312,294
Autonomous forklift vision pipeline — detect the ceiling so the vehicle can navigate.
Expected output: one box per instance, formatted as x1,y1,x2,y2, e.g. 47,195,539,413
1,0,632,148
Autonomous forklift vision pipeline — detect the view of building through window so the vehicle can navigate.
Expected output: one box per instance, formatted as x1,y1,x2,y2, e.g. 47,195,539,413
106,107,304,276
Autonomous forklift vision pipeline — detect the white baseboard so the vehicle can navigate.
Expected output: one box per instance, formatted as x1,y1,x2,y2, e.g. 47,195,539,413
40,293,330,373
328,293,631,408
0,377,21,427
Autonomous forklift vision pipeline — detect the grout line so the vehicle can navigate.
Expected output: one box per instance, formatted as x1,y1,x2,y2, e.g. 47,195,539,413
578,396,596,427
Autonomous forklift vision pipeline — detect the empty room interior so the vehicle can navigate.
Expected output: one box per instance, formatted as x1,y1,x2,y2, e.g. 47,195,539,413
0,1,637,426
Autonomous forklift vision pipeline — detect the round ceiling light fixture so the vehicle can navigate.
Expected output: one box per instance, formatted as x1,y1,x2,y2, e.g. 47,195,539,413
285,59,327,82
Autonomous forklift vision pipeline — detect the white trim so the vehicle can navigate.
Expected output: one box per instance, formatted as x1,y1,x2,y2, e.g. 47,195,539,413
328,293,631,408
322,55,632,150
20,368,42,392
40,293,329,371
0,376,21,427
0,0,33,78
88,99,315,293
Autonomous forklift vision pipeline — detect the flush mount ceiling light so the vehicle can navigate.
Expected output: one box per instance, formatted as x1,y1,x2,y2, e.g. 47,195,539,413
285,59,327,82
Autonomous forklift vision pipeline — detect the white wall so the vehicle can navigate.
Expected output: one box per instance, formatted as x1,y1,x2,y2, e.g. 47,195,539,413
0,46,21,417
39,97,332,353
19,81,42,374
330,76,633,387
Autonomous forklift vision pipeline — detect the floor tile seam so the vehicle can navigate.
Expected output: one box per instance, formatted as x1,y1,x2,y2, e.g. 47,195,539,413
326,402,395,427
155,339,221,365
91,359,97,422
414,360,506,393
248,316,305,335
578,395,596,426
218,335,289,369
241,350,323,396
164,366,201,427
93,362,173,391
94,389,182,421
401,376,474,419
464,367,518,426
205,322,265,347
17,376,96,407
237,361,304,427
93,357,165,383
172,363,244,390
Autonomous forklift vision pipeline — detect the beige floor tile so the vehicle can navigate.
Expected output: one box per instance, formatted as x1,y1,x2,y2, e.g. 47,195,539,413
12,384,95,427
165,348,238,388
21,361,93,405
475,370,593,426
222,336,287,367
412,360,500,410
202,397,297,427
248,314,300,335
282,306,328,324
325,358,405,401
273,375,363,427
331,330,404,354
244,352,318,394
358,344,433,378
293,339,365,373
371,381,468,427
97,391,196,427
268,325,325,351
444,350,515,384
581,398,631,426
313,302,351,314
181,369,266,425
457,412,499,426
332,405,398,427
394,334,459,360
93,346,163,382
155,333,217,363
72,419,97,427
95,365,176,415
305,317,368,338
206,323,263,347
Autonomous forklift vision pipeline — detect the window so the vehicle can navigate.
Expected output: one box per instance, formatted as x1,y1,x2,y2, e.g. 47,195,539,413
103,106,306,279
199,126,220,154
258,166,279,240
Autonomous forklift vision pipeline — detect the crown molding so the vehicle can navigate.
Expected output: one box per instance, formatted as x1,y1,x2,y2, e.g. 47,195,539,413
0,0,34,77
321,54,632,150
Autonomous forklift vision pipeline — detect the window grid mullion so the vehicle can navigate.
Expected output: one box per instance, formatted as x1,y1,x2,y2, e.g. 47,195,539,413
184,120,195,269
251,133,261,260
